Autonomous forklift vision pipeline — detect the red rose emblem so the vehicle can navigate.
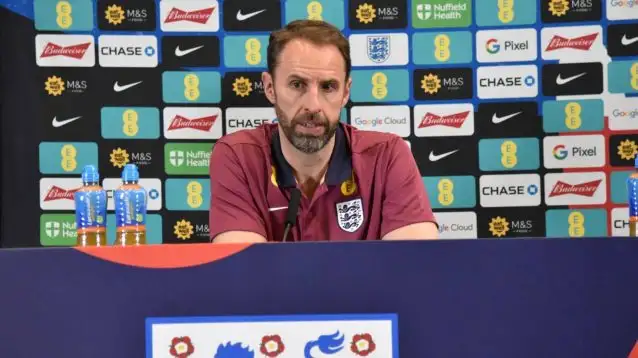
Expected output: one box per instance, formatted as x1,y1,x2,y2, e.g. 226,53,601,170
351,333,376,356
169,336,195,357
259,334,285,357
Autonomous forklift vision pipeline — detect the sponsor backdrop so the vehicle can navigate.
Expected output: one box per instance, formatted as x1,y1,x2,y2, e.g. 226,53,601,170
0,0,637,247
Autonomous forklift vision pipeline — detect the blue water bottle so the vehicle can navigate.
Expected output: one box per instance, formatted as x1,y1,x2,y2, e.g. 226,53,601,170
114,164,147,246
628,156,638,237
74,165,107,246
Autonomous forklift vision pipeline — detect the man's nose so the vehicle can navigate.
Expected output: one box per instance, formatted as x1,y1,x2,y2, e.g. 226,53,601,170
301,86,322,113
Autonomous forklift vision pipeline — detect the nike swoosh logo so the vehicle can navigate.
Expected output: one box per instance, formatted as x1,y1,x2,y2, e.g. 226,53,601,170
268,206,288,212
492,111,522,124
556,72,586,85
52,116,81,128
113,81,142,92
429,149,459,162
621,34,638,46
236,9,266,21
175,45,204,57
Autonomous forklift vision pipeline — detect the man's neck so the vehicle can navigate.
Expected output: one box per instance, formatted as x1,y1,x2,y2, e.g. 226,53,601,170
278,127,335,198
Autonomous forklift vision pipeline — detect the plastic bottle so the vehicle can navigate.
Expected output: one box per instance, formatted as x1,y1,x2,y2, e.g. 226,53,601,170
74,165,107,246
628,156,638,237
114,164,147,246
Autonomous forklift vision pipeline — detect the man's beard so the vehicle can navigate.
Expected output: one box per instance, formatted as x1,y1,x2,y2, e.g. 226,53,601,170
275,106,338,154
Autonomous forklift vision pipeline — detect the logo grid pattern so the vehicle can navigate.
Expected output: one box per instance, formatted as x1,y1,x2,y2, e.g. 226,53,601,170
30,0,638,244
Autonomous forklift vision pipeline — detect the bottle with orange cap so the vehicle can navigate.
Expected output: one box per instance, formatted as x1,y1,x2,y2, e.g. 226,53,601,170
74,165,107,246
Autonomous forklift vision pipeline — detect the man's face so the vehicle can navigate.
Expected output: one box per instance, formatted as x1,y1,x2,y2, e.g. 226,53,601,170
262,39,351,154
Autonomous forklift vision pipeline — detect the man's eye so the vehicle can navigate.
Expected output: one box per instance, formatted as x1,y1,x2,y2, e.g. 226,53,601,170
290,81,304,89
322,83,337,91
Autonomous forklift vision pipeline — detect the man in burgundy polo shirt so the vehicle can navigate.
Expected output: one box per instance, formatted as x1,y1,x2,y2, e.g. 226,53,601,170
209,20,438,243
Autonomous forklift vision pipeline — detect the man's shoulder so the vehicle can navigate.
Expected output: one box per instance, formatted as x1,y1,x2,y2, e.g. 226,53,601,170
345,124,403,154
216,123,274,149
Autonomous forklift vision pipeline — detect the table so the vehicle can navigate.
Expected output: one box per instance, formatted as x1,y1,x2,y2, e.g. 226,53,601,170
0,239,637,357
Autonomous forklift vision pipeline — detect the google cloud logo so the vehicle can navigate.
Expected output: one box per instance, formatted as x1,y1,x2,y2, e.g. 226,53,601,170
486,38,500,54
553,144,568,160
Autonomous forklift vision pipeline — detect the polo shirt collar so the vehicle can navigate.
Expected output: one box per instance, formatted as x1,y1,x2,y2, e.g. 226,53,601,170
271,123,352,188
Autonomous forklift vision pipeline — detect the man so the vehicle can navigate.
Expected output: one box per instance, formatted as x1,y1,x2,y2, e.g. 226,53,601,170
209,19,438,243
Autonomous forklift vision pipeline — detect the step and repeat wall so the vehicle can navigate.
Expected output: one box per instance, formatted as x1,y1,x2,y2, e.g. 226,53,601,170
5,0,638,245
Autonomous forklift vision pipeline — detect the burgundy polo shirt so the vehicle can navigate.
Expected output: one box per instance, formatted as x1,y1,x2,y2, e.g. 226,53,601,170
208,122,436,242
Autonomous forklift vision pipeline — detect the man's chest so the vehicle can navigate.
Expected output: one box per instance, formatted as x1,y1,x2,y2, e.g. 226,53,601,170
264,181,376,242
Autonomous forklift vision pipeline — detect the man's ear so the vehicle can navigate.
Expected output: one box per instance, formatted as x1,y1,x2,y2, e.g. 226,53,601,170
341,76,352,107
262,71,276,104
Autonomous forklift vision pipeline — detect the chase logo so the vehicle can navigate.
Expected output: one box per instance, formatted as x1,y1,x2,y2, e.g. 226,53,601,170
101,107,160,139
98,35,158,68
162,71,221,104
350,69,409,103
34,0,94,31
542,99,604,133
478,138,540,171
610,208,630,237
545,209,607,238
422,176,476,209
39,142,98,175
479,173,541,207
165,178,210,211
475,0,537,26
285,0,345,30
412,31,472,65
608,60,638,94
106,214,163,244
223,35,268,68
477,65,538,99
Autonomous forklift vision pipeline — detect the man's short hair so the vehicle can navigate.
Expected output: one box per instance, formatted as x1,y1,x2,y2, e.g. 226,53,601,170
267,20,351,80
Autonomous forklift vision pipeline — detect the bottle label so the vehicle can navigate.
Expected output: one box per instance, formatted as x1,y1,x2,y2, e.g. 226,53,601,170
74,188,107,232
629,176,638,218
114,186,147,228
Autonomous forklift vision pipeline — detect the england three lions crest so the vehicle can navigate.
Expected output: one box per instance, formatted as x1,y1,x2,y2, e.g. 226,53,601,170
336,198,364,233
367,36,390,63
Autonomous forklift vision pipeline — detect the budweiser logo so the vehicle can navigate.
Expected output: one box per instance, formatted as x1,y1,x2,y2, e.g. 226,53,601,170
168,114,217,131
549,179,602,197
44,186,80,201
418,111,469,128
545,33,598,52
40,42,91,59
164,7,215,24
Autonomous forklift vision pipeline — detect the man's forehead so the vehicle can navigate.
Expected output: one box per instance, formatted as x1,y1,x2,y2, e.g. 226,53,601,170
276,40,346,79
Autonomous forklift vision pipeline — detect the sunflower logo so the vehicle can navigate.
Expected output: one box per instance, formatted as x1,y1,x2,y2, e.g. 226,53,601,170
232,76,253,97
174,219,194,240
548,0,569,16
45,75,65,96
109,148,129,168
617,139,638,161
421,73,441,95
356,3,376,24
105,4,125,25
489,217,509,238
